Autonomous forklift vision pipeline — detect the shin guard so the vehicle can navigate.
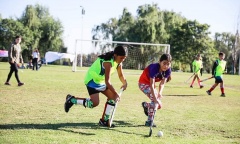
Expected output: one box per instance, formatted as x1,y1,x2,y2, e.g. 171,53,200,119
83,98,93,108
101,100,115,121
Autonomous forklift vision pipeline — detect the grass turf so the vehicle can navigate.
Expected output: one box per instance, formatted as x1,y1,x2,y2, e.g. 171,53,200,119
0,62,240,144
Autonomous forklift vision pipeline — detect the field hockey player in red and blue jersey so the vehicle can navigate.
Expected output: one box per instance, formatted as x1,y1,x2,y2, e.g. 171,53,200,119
138,53,172,127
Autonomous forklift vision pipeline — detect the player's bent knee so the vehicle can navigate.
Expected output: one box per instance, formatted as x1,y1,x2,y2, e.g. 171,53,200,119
92,101,100,107
107,99,116,106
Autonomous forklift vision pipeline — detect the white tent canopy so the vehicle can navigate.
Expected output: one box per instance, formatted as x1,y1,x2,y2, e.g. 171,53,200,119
0,50,8,57
45,51,75,63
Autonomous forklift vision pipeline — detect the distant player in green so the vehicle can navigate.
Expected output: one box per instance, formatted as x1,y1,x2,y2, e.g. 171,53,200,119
190,54,203,88
206,52,227,97
64,46,128,127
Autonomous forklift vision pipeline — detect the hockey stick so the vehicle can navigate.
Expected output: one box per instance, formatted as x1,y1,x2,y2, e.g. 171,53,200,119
200,76,213,82
149,104,158,137
109,88,124,127
185,73,195,83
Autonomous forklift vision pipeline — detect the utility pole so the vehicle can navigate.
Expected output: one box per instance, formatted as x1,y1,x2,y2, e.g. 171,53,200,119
237,30,240,75
238,12,240,75
234,11,240,75
232,9,240,75
80,6,85,67
232,30,238,74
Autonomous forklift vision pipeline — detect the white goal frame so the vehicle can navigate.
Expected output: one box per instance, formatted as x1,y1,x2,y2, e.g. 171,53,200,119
72,39,170,72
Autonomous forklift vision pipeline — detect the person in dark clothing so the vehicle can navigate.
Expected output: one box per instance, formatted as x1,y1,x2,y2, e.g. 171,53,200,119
5,36,24,86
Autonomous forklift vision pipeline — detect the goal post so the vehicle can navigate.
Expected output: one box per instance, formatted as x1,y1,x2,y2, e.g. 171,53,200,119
72,39,170,72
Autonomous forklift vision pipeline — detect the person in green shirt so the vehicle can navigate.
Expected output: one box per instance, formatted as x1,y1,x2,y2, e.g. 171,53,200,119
190,54,204,88
206,52,227,97
64,45,128,127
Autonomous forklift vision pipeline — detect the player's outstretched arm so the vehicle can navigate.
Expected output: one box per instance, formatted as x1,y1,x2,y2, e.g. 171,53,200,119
104,62,119,100
117,63,127,90
158,79,166,99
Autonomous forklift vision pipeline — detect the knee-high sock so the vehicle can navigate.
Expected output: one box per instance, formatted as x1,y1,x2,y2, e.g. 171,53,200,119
190,80,194,86
198,80,202,86
209,86,216,92
220,86,224,94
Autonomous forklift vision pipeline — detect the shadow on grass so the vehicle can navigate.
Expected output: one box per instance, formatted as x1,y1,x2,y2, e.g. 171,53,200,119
0,120,149,137
0,122,97,135
165,94,200,96
102,120,151,137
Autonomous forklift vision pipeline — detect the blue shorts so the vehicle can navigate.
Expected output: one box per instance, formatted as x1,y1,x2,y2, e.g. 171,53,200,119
86,80,107,95
215,76,223,83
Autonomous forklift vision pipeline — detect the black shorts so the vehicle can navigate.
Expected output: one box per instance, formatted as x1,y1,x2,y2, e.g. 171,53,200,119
215,76,223,83
86,86,100,95
86,86,108,95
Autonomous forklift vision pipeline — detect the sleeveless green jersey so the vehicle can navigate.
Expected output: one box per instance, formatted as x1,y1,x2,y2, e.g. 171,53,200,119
192,60,202,74
215,59,226,76
84,58,118,85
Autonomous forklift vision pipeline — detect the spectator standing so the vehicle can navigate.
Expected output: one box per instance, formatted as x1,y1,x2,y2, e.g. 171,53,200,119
32,48,40,71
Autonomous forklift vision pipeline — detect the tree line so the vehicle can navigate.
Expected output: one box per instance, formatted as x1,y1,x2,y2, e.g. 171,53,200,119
0,4,65,62
0,3,239,74
91,4,239,74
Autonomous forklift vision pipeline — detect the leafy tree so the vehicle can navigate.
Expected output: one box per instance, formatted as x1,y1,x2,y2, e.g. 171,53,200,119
19,4,64,58
0,18,32,62
92,3,172,69
20,5,40,49
0,4,65,62
130,4,168,69
39,17,64,54
214,32,237,74
170,20,216,72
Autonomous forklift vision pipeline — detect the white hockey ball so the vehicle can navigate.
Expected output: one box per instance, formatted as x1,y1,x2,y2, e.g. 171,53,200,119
157,131,163,137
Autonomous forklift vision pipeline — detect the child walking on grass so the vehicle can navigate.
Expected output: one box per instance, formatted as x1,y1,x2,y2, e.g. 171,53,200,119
190,54,204,88
206,52,227,97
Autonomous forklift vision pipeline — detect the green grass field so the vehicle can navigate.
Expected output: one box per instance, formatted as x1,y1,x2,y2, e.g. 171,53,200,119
0,62,240,144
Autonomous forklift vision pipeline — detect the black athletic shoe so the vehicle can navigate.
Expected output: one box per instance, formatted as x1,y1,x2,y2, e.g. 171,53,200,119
206,90,211,96
142,102,148,116
4,82,11,85
220,93,226,97
145,120,157,127
98,119,115,128
18,82,24,86
64,94,75,113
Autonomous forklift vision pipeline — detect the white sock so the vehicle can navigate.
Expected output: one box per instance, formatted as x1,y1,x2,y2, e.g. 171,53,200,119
77,99,84,105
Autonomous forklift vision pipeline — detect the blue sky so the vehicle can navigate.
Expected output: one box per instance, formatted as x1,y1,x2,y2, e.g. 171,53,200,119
0,0,240,54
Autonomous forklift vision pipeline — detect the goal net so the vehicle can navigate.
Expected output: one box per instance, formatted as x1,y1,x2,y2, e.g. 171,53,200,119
72,39,170,73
